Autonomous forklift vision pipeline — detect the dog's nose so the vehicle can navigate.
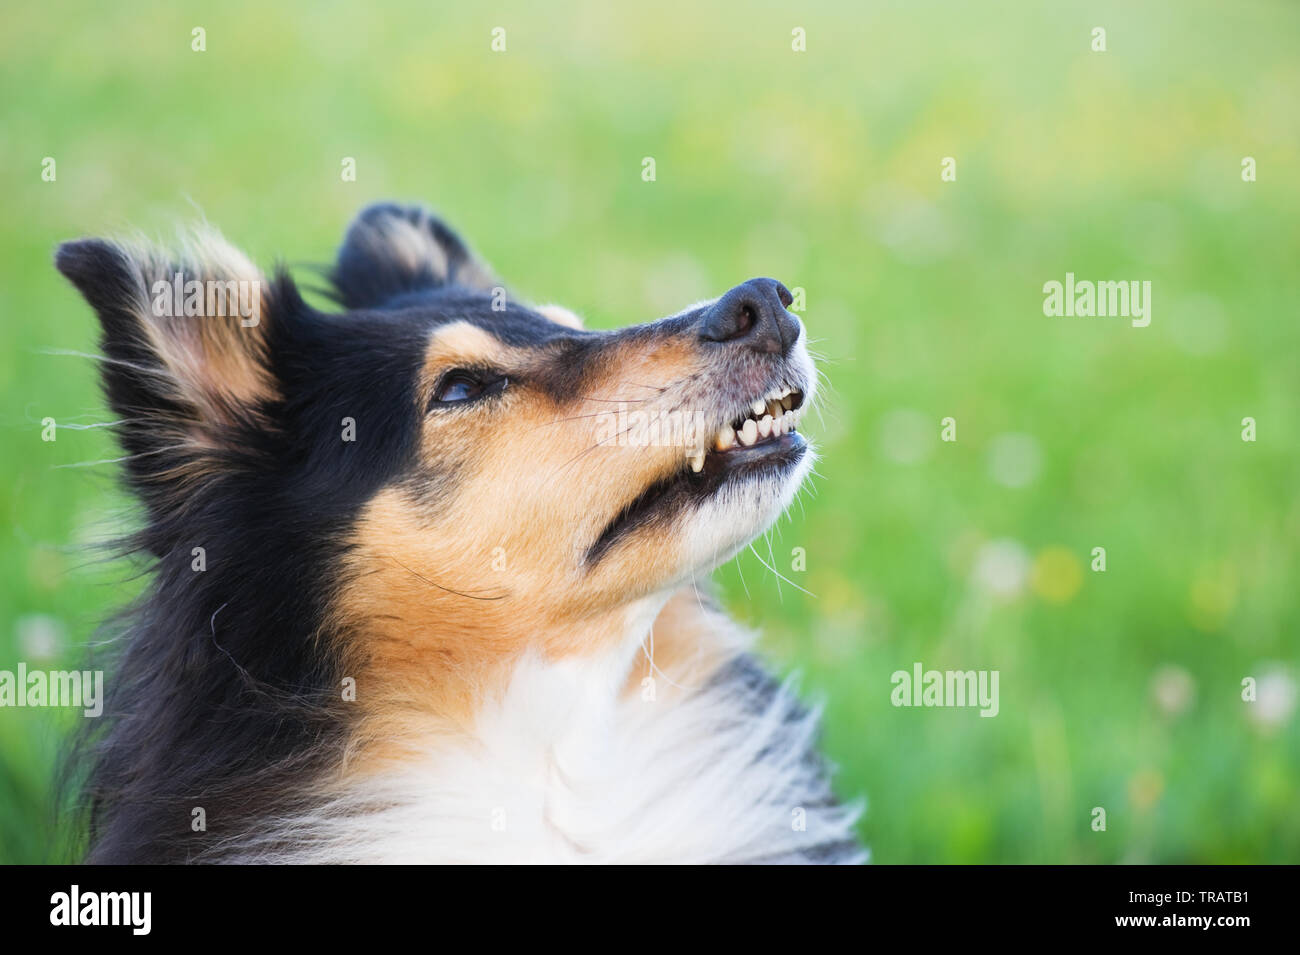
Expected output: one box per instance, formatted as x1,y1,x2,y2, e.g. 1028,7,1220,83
698,278,800,356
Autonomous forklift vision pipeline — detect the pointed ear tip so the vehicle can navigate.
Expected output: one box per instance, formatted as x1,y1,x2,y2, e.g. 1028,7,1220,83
343,201,422,240
356,200,417,220
54,238,120,282
54,238,91,275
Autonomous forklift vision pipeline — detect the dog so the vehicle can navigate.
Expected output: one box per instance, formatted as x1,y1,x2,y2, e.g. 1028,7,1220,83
56,203,864,863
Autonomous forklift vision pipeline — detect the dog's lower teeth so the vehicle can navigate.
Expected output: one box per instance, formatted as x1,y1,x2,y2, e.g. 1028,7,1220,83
739,419,758,446
688,451,705,473
758,415,773,438
715,427,735,451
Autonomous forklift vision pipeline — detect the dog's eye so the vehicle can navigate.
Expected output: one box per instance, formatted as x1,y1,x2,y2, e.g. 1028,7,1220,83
430,370,506,408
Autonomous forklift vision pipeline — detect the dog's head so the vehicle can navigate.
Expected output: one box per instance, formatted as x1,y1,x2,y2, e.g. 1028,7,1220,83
56,203,816,701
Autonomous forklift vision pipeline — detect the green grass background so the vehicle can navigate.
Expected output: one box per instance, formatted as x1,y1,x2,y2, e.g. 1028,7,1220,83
2,0,1297,863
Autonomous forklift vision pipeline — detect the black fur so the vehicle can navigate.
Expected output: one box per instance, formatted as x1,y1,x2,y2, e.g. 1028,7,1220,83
55,208,526,862
55,204,746,862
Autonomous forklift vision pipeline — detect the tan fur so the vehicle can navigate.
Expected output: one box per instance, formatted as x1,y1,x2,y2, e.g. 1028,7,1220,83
88,229,277,497
534,303,585,330
331,318,736,771
129,229,275,418
626,587,750,700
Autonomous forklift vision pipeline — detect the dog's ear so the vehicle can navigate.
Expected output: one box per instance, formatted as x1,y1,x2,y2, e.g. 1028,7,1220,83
55,231,287,518
331,203,500,309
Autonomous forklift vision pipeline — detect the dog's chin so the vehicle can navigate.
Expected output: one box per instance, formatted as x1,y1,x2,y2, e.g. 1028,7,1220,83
675,432,814,576
583,431,813,593
585,351,816,578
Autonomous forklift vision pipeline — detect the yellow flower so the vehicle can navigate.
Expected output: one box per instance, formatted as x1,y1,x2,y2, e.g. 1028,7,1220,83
1032,547,1083,604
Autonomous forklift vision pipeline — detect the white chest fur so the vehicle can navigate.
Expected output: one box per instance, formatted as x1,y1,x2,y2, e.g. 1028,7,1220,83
266,643,864,864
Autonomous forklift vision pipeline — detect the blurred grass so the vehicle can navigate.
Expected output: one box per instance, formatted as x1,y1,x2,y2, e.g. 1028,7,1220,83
1,0,1297,863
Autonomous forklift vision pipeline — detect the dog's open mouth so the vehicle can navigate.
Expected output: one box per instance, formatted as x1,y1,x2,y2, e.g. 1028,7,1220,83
685,383,806,473
586,380,809,565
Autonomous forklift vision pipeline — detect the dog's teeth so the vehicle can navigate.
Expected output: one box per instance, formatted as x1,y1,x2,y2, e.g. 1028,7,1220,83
688,450,705,473
715,427,735,451
780,395,793,411
783,410,795,432
757,415,773,438
779,386,791,399
739,419,758,446
772,415,785,436
750,399,767,417
767,399,783,418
